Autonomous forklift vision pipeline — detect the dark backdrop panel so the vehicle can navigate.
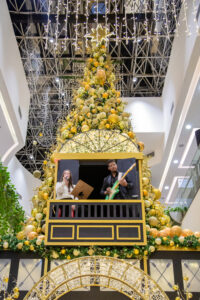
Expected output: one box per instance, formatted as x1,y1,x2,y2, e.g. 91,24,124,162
60,287,130,300
79,164,109,199
57,160,79,184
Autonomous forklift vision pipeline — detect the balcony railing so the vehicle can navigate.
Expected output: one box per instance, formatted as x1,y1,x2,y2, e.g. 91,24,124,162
45,200,146,246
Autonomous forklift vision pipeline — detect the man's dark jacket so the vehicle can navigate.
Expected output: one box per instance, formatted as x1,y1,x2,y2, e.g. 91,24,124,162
100,172,133,199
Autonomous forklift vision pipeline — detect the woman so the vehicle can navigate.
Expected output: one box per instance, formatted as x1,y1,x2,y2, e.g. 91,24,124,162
56,170,75,217
56,169,75,200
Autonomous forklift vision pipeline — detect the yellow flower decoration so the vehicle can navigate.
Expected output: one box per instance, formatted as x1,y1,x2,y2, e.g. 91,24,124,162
61,249,66,255
88,248,94,256
30,245,35,251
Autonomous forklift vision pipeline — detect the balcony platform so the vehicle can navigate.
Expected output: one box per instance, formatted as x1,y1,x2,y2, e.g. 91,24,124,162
45,199,146,246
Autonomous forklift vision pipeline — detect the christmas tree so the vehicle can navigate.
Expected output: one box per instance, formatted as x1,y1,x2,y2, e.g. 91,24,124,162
1,26,199,258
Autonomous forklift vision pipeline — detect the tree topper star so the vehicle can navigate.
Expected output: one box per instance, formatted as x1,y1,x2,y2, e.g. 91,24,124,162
85,25,113,42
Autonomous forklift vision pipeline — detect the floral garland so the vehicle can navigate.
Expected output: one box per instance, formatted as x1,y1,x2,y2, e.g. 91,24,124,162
1,233,200,261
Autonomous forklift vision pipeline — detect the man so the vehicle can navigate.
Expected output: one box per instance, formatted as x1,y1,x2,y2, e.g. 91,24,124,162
100,160,133,199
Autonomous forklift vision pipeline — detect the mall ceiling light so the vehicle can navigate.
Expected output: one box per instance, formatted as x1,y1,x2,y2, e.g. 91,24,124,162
164,186,169,190
185,124,192,130
133,77,138,83
173,159,179,164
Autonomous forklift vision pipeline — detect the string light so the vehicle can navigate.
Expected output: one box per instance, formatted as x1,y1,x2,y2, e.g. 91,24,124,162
104,0,109,47
96,0,99,43
45,0,52,49
163,0,170,40
43,0,198,51
55,0,61,50
85,0,89,48
144,0,150,42
74,0,81,50
153,0,159,41
172,0,180,37
192,0,200,34
63,0,69,51
114,0,119,45
182,0,191,36
131,2,136,43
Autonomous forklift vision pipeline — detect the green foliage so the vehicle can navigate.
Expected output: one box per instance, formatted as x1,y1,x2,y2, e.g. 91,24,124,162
164,206,188,216
0,161,25,235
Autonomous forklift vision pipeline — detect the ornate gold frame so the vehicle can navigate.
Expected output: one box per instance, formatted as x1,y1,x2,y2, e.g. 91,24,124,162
45,152,147,246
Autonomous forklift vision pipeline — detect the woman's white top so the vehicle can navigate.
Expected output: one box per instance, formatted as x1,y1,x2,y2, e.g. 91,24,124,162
56,182,75,200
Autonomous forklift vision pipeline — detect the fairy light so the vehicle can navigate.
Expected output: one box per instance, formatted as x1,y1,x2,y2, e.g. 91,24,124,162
45,0,52,49
124,1,128,45
55,0,61,50
192,0,200,34
144,0,150,42
131,2,136,43
163,0,170,39
153,0,159,41
114,0,119,45
182,0,191,36
104,0,109,47
96,0,99,43
64,0,69,51
172,0,180,37
85,0,89,48
74,0,81,50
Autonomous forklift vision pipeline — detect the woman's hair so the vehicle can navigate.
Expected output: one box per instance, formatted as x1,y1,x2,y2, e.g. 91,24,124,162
60,169,73,191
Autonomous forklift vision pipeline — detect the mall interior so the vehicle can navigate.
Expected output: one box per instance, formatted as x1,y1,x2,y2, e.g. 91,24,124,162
0,1,200,299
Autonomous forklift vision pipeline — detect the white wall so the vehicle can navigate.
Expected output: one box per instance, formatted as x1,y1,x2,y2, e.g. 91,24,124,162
7,157,41,216
0,1,30,164
162,0,199,145
124,97,163,133
182,188,200,232
124,97,164,166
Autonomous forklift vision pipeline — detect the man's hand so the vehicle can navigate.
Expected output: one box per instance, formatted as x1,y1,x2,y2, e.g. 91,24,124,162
105,187,111,195
119,178,128,187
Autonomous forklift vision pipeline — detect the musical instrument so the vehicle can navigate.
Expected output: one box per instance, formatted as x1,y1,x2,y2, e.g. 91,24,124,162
105,162,136,200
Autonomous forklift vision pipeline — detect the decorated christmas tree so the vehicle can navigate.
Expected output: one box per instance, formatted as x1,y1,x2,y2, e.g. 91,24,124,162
1,26,199,258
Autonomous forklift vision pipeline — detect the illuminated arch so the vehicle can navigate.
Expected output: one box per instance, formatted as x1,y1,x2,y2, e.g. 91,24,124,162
24,256,169,300
59,129,139,153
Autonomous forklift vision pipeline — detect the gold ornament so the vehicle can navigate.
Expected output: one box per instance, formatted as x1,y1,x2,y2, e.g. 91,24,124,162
108,114,119,124
81,124,90,132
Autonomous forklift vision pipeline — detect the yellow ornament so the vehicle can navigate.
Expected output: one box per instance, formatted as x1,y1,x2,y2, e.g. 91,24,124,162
93,61,99,67
96,68,106,81
148,216,159,227
153,188,161,200
30,245,35,251
108,114,119,124
61,249,66,255
43,192,48,200
71,127,77,134
81,124,90,132
88,248,94,256
16,231,25,240
134,249,139,255
128,131,135,139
